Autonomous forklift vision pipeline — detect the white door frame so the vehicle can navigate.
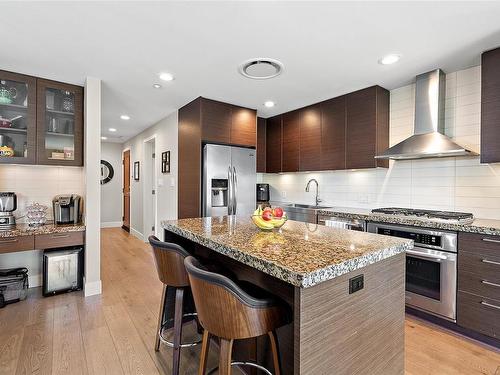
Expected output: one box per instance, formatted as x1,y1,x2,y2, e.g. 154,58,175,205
142,135,157,241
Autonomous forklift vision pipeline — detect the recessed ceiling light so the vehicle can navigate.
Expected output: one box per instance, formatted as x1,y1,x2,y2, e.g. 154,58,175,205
101,136,107,140
159,72,174,82
264,101,275,108
239,58,284,79
109,128,117,132
153,84,162,89
379,54,401,65
120,115,130,120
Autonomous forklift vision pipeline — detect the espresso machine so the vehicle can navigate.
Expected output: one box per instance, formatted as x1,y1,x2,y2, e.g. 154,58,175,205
0,192,17,229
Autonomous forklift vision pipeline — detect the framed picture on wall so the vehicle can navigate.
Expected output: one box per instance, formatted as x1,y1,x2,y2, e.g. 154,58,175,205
161,151,170,173
133,161,140,180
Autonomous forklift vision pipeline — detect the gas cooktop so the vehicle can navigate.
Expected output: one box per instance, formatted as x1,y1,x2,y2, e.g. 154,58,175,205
371,207,474,224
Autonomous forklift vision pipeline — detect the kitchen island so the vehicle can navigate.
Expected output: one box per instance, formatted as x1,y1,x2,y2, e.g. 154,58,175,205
162,216,413,375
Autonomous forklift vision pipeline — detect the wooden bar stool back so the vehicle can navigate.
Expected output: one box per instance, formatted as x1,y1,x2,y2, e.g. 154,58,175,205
184,256,288,375
149,236,201,375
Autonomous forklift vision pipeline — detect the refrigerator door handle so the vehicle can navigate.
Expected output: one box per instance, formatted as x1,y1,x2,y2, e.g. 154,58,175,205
233,166,237,215
227,166,233,215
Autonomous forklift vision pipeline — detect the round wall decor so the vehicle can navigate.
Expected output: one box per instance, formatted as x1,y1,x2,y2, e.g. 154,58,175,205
100,160,114,185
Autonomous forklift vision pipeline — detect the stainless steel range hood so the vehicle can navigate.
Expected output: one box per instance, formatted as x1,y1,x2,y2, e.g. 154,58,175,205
375,69,477,160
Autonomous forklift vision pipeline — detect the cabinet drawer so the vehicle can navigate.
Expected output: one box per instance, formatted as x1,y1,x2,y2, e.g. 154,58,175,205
35,231,84,249
458,250,500,282
0,235,35,254
458,291,500,339
458,232,500,257
459,271,500,302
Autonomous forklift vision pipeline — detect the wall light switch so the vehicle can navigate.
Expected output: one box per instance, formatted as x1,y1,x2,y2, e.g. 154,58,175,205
170,178,175,187
281,191,287,198
157,178,164,187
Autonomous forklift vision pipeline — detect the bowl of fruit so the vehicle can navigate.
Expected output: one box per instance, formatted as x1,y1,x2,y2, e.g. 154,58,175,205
251,206,287,231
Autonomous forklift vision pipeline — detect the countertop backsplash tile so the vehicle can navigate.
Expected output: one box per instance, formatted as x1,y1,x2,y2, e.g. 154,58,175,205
0,165,85,222
260,66,500,220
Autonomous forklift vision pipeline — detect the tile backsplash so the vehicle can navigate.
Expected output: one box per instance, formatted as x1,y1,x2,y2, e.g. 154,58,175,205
260,66,500,220
0,165,85,222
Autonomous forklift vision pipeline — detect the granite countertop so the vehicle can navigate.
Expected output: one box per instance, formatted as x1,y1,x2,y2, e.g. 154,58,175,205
162,216,412,288
317,208,500,236
0,222,86,238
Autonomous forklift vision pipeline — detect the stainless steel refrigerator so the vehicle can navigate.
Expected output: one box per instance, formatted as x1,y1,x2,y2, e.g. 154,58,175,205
203,144,256,217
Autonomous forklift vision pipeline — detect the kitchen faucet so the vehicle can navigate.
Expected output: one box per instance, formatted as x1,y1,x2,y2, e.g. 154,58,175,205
305,179,322,206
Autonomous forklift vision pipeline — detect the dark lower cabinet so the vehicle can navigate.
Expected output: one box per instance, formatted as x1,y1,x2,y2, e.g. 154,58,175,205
300,104,322,171
481,47,500,163
266,115,282,173
457,232,500,340
282,110,300,172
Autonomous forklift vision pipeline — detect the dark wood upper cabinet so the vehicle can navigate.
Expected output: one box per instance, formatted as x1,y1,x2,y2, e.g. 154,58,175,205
256,117,266,173
36,79,84,166
346,86,389,169
201,98,232,144
0,70,37,165
231,106,256,147
178,98,202,219
481,47,500,164
300,104,322,171
266,115,282,173
321,96,346,170
282,110,300,172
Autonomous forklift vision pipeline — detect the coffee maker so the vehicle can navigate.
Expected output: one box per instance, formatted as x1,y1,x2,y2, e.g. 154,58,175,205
256,183,270,203
52,194,82,225
0,192,17,229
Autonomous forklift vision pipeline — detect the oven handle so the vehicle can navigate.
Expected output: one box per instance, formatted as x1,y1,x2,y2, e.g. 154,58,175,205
406,249,447,261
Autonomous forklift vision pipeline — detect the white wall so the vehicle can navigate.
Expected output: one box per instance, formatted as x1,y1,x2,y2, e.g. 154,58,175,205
100,142,123,227
261,66,500,220
122,111,178,240
0,165,85,287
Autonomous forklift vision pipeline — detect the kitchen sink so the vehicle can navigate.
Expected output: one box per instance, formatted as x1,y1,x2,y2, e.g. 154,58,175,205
284,203,333,223
286,203,332,210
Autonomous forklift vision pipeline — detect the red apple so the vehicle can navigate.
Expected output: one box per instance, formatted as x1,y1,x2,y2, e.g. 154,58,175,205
262,210,273,221
272,207,284,218
263,207,272,213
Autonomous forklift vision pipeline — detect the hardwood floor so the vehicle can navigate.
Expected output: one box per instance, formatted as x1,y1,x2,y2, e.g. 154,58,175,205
0,227,499,375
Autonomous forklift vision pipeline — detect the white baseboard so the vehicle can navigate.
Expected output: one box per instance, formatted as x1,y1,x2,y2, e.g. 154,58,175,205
130,228,144,241
28,274,42,288
84,279,102,297
101,221,123,228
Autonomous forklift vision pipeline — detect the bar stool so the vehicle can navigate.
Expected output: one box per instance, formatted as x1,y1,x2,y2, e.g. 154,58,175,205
148,236,202,375
184,256,290,375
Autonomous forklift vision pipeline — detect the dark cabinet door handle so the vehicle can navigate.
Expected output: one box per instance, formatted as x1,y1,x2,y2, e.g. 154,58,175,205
482,259,500,266
481,301,500,310
482,238,500,244
482,280,500,288
52,234,70,238
0,239,19,243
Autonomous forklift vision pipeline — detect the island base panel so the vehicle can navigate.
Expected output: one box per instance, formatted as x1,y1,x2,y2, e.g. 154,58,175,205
294,252,405,374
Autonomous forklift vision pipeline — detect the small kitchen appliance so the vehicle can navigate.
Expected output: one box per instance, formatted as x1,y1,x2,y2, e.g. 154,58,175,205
52,194,82,225
256,183,270,203
43,246,83,296
0,192,17,229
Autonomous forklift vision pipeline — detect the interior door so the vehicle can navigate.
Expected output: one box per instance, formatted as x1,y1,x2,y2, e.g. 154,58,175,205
231,146,256,217
122,149,131,231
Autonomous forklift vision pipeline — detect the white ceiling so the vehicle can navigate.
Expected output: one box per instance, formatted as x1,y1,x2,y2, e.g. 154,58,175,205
2,2,500,142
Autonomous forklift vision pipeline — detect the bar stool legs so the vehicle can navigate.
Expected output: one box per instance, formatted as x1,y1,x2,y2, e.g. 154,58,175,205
155,285,168,352
198,329,282,375
172,288,184,375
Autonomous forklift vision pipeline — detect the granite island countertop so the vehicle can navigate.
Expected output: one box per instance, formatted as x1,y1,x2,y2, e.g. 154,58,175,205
162,216,412,288
317,207,500,236
0,222,86,238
